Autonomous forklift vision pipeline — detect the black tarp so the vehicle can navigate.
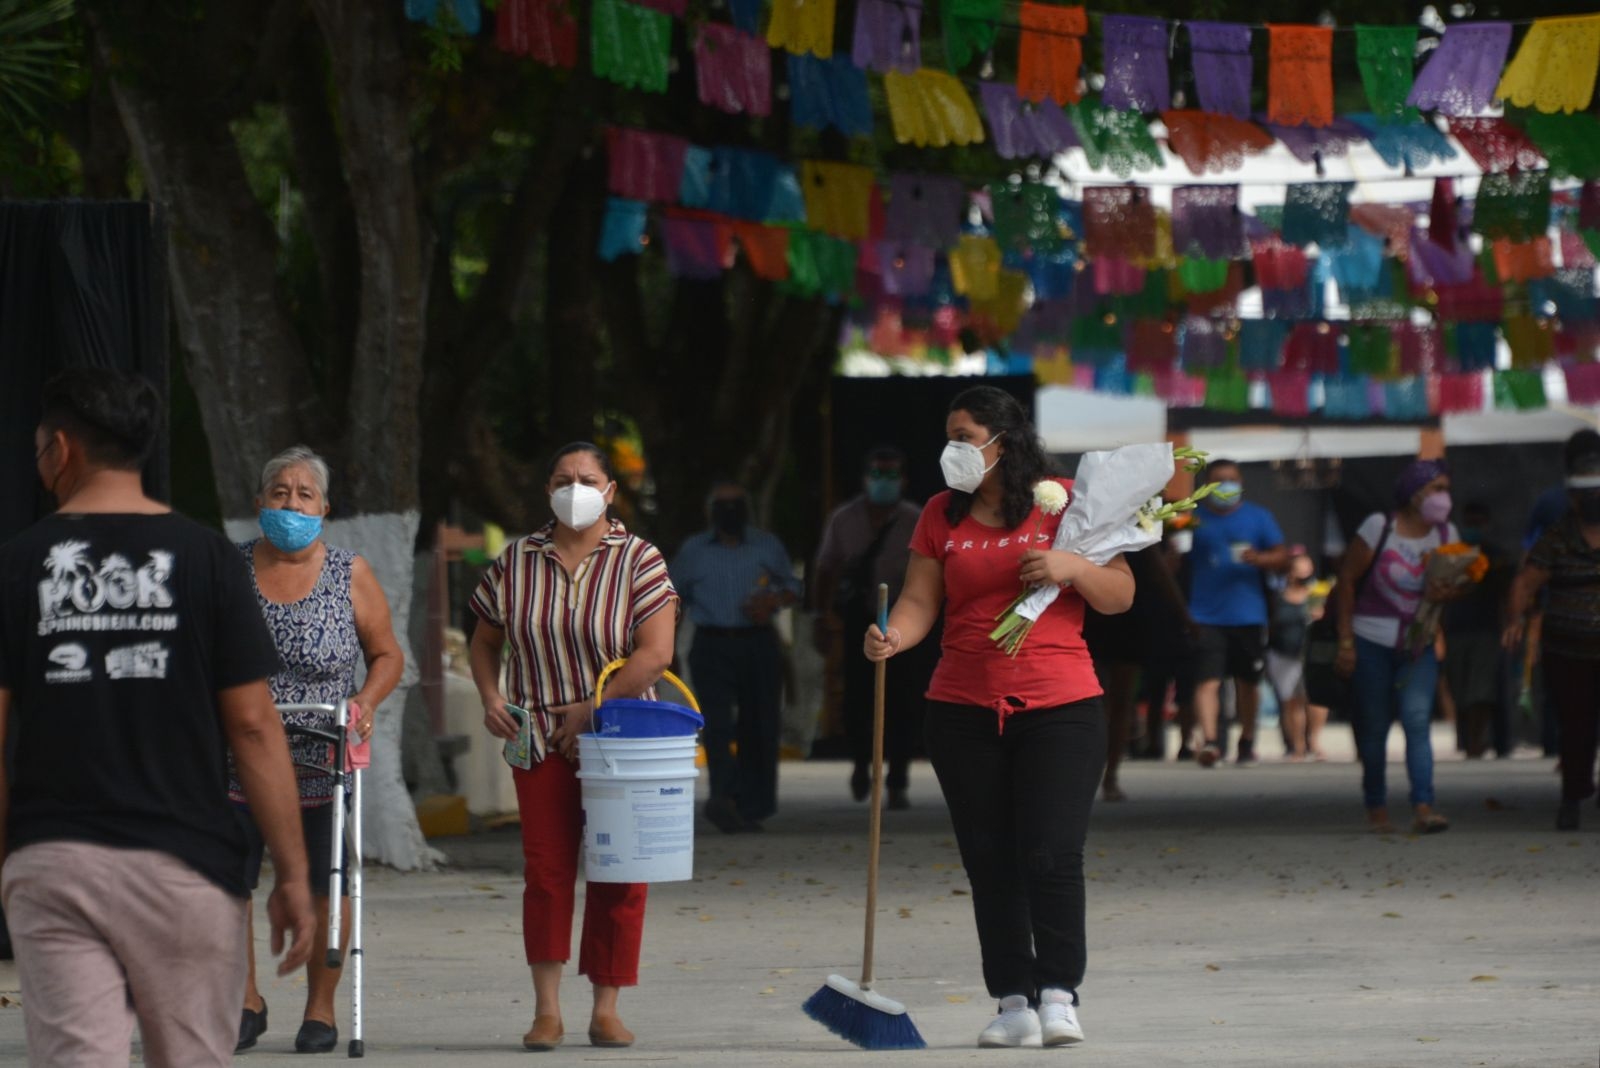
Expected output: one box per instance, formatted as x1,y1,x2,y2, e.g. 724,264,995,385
1,201,170,543
0,201,169,957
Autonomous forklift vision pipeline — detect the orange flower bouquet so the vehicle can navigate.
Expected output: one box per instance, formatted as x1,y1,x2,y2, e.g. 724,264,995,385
1405,542,1489,655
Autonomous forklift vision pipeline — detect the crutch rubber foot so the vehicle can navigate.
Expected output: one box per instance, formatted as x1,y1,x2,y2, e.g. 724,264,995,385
348,1039,364,1058
326,949,343,969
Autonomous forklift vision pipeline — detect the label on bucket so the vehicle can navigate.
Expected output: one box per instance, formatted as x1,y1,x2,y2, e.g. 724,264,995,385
582,777,696,883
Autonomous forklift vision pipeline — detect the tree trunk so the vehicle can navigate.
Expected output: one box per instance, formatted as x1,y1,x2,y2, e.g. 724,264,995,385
95,3,439,869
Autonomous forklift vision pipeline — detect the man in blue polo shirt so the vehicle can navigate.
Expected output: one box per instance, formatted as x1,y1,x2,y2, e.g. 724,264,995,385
1187,459,1288,766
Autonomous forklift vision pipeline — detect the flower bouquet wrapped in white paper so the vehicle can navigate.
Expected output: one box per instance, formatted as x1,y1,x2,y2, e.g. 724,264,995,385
989,444,1224,655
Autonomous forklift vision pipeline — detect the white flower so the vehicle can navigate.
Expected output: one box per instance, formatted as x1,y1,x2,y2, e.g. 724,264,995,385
1033,480,1070,516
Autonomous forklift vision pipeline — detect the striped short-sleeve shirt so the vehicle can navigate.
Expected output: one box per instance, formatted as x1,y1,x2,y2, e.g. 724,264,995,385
469,521,678,725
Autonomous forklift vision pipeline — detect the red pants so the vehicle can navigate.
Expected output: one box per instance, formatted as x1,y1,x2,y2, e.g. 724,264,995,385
514,756,648,986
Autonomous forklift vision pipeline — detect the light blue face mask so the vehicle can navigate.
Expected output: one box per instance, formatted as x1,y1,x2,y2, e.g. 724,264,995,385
259,508,323,553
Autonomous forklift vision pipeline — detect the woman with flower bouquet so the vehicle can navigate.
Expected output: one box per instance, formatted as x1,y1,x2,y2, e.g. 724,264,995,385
862,386,1132,1049
1334,459,1473,835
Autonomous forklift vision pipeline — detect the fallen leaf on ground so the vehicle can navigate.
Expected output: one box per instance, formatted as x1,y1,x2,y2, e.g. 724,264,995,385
1470,975,1497,982
759,987,776,996
1439,893,1455,900
1205,964,1221,972
945,994,970,1004
952,888,969,895
1527,845,1544,853
1417,1037,1440,1043
698,915,714,923
898,908,913,918
1483,797,1504,811
1382,912,1402,919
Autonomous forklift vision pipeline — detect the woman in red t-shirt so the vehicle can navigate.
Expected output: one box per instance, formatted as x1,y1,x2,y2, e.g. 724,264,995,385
865,386,1133,1049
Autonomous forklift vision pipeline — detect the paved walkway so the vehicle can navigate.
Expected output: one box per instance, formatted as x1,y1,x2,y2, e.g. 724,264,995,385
1,729,1596,1065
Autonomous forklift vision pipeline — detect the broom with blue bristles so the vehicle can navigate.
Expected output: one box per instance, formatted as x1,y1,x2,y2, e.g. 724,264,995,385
803,585,926,1050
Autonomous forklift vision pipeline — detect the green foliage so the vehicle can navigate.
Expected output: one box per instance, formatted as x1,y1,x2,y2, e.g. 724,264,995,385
0,0,75,131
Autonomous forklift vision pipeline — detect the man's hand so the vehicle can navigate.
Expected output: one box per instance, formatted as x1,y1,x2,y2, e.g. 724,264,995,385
1335,643,1357,677
743,589,782,626
267,877,316,976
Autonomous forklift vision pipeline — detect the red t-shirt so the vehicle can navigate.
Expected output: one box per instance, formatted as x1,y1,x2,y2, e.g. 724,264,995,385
909,479,1103,719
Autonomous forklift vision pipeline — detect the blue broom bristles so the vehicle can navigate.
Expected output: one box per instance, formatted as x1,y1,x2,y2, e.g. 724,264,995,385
803,975,926,1051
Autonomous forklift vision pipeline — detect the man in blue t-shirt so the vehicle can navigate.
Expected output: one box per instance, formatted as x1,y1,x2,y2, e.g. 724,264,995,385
1187,460,1288,766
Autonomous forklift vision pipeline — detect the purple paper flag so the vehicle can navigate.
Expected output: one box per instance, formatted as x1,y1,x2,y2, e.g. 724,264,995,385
1172,185,1244,259
878,243,937,297
979,83,1080,159
1407,22,1512,116
1102,15,1170,113
886,173,966,246
1180,316,1229,370
1263,118,1369,166
1187,22,1252,120
853,0,922,74
1408,229,1476,287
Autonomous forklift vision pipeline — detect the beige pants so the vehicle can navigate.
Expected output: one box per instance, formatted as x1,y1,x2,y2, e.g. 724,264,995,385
2,840,247,1067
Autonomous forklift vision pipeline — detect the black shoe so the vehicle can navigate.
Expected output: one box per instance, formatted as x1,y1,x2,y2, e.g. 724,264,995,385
1176,745,1194,762
236,1000,267,1052
887,788,910,811
294,1019,338,1054
1557,801,1580,831
850,766,870,802
703,798,745,834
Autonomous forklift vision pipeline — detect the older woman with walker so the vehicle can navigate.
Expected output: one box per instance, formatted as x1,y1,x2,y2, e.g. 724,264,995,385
864,386,1133,1049
233,445,404,1053
470,442,678,1051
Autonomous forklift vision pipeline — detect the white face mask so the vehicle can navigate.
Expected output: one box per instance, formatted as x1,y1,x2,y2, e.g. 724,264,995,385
940,434,1002,494
550,482,610,531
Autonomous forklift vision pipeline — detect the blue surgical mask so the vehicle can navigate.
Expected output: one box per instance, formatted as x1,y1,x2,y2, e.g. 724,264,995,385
259,508,323,553
1459,525,1484,546
1212,481,1243,508
866,475,902,506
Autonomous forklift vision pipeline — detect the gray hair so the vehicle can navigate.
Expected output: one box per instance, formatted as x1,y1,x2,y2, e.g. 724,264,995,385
259,445,331,500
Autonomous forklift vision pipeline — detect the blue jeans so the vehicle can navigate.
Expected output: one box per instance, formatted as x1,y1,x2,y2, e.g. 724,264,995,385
1351,637,1439,809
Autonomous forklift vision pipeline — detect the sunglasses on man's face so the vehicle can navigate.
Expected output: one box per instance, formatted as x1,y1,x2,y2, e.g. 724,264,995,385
868,468,902,480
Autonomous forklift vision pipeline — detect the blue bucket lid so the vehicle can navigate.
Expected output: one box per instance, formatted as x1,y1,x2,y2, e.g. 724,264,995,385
595,698,704,736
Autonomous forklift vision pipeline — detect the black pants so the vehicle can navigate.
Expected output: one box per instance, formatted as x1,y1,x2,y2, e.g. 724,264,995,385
842,615,927,790
926,698,1106,1003
691,627,784,822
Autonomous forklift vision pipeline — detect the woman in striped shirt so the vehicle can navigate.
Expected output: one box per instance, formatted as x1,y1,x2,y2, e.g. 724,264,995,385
468,443,678,1051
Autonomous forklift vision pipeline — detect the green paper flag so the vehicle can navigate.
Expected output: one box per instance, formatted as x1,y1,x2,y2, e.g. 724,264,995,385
1520,112,1600,181
1347,323,1396,375
1474,172,1552,243
1068,99,1162,179
1494,369,1546,410
785,230,857,297
1356,25,1420,123
1205,370,1250,413
988,181,1064,254
944,0,1003,71
591,0,671,93
1177,257,1230,294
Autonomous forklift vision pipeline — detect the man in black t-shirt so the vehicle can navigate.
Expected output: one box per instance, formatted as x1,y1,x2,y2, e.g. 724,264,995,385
0,369,314,1065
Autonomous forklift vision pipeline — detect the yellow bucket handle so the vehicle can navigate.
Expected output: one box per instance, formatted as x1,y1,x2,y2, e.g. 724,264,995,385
593,658,701,716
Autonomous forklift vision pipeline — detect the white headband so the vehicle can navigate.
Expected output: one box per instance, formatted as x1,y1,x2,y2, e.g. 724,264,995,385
1566,475,1600,489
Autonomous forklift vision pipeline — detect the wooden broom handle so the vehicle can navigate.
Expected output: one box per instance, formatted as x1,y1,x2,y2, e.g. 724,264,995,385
861,583,889,989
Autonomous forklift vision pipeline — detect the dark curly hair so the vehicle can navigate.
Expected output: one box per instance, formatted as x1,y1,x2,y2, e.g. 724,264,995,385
944,386,1057,530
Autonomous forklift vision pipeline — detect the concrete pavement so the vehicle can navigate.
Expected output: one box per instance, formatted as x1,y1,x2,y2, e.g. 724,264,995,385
1,730,1596,1065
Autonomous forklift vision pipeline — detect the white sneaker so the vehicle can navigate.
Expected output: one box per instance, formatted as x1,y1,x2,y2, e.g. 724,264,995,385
978,995,1042,1048
1039,988,1084,1046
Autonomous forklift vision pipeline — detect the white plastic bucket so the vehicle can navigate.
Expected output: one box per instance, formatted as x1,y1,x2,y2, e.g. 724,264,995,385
577,734,700,883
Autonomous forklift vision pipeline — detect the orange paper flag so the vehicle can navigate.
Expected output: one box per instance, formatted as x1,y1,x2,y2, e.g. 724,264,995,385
1267,25,1334,128
1017,3,1087,106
